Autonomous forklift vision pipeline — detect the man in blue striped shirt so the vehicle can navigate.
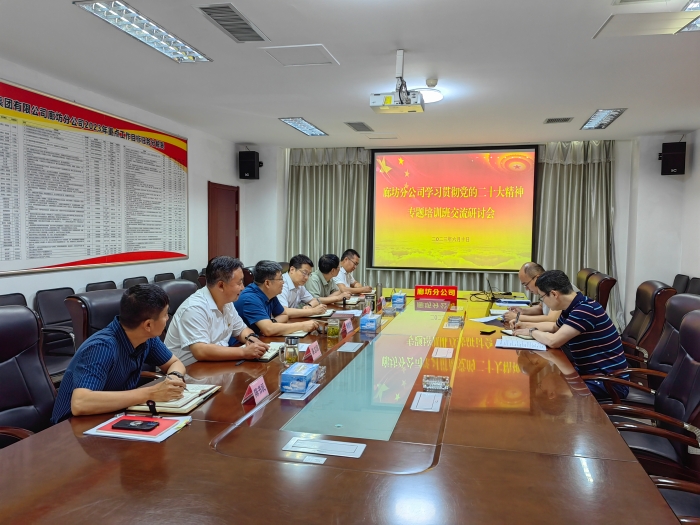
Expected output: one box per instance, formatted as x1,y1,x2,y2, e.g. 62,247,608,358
51,284,187,424
513,270,628,401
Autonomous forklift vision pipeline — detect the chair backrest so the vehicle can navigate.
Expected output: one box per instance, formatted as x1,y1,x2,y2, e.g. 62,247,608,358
654,310,700,459
585,273,617,310
154,273,175,283
65,289,125,350
687,278,700,296
278,262,290,274
123,276,148,289
85,281,117,292
672,274,690,294
242,267,254,287
34,287,74,326
180,269,199,285
0,293,27,307
576,268,598,293
647,294,700,390
0,306,56,444
621,280,676,349
155,280,198,339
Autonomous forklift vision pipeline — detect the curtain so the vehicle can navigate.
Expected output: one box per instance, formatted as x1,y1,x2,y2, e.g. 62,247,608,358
286,141,622,327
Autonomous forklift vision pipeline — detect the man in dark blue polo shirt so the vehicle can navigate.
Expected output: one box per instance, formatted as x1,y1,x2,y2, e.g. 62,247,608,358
513,270,628,401
234,260,319,337
51,284,187,424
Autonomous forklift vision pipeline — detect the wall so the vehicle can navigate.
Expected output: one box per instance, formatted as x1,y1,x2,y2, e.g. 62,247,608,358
0,56,282,305
680,131,700,277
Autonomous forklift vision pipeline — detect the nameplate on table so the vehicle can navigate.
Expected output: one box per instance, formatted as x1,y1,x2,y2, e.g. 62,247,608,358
415,285,458,305
302,455,327,465
241,376,269,405
340,318,353,336
362,304,371,315
495,338,546,351
301,341,322,362
282,437,366,458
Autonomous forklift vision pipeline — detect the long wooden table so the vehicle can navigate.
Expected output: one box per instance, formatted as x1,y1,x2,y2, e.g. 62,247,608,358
0,296,679,524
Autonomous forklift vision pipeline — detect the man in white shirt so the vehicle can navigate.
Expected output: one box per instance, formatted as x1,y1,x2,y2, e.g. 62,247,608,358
278,254,327,318
333,249,372,295
165,256,268,362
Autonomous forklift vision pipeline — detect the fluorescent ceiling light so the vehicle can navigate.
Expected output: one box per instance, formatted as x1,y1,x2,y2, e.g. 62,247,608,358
681,1,700,32
411,88,443,103
74,1,210,63
279,118,327,136
580,108,627,130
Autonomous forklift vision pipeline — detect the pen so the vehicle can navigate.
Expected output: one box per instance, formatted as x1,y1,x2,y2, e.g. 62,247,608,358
514,311,521,329
235,359,246,366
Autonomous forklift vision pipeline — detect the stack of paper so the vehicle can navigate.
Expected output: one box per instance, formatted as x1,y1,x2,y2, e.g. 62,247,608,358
308,309,335,318
84,414,192,442
495,338,546,351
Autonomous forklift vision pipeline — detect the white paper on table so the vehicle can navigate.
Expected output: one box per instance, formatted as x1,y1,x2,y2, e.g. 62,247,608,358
410,392,442,412
490,309,508,315
469,315,502,323
338,342,363,353
432,347,454,358
495,338,546,351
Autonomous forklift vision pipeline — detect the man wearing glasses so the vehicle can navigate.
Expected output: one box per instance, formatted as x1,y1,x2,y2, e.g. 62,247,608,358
234,260,319,336
333,249,373,295
278,254,328,318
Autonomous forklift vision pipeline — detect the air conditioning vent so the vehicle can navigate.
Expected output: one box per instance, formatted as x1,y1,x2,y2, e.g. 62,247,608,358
345,122,374,132
544,117,574,124
198,3,267,43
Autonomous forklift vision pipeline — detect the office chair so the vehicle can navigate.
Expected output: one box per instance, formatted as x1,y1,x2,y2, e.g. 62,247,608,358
278,262,290,274
0,306,56,449
154,272,175,283
673,274,690,294
576,268,598,293
620,280,675,356
65,289,125,349
688,278,700,296
155,279,198,339
33,287,76,377
85,281,117,292
242,267,254,287
180,269,200,286
0,293,27,307
585,273,617,310
123,276,148,289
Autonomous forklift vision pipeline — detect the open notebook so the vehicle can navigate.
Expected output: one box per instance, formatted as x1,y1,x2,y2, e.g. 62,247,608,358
127,384,221,414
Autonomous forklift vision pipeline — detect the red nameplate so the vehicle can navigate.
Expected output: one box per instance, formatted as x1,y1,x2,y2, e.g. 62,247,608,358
414,285,458,305
341,318,353,336
242,376,269,405
97,415,177,437
362,305,371,315
302,341,322,362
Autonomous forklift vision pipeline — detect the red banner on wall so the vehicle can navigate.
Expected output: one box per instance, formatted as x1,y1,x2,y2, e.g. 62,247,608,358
414,285,458,305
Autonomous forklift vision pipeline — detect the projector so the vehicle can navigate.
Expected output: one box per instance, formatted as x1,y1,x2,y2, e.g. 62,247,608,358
370,91,424,113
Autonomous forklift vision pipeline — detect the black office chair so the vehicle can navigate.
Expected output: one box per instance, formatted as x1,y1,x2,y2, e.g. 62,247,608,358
620,280,675,358
123,276,148,289
180,269,199,286
65,289,125,350
278,262,290,274
0,293,27,307
85,281,117,292
154,272,175,283
576,268,598,293
242,267,254,287
673,274,690,294
585,273,617,310
33,287,76,377
155,279,198,339
687,278,700,296
0,306,56,449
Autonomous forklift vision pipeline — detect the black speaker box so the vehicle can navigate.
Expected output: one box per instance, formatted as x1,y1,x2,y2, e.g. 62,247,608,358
239,151,260,179
661,142,686,175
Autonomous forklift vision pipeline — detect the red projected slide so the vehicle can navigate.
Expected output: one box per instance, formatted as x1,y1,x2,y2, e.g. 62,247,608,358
372,148,536,271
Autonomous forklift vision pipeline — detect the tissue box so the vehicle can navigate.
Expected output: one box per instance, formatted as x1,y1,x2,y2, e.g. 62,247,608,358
391,292,406,307
280,363,319,393
360,313,381,332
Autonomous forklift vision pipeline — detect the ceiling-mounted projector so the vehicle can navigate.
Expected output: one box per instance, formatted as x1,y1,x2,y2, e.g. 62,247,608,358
370,49,424,114
370,91,424,113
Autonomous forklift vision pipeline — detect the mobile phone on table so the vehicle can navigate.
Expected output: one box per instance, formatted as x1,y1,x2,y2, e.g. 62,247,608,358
480,329,496,335
112,419,160,432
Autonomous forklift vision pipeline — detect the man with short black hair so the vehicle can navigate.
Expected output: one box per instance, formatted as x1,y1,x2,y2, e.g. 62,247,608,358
234,260,320,336
333,248,372,295
306,254,351,305
51,284,187,424
513,270,628,401
165,256,268,362
278,254,328,318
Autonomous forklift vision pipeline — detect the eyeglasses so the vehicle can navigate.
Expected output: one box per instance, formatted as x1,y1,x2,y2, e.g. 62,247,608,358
541,290,552,298
349,259,360,268
267,278,284,282
521,277,535,288
298,270,311,278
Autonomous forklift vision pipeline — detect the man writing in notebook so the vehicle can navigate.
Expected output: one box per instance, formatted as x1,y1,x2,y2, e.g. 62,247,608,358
51,284,187,424
306,254,351,305
234,260,319,336
333,249,373,295
165,256,268,362
512,270,628,401
278,254,329,317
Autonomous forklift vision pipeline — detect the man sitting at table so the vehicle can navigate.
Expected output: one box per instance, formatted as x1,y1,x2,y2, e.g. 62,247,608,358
50,284,188,424
503,262,557,325
234,260,319,336
333,249,373,295
165,256,268,363
306,253,351,305
278,254,329,317
512,270,628,401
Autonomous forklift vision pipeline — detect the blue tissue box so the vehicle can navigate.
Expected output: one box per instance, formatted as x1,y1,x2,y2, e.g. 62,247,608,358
281,363,319,393
392,292,406,307
360,313,381,332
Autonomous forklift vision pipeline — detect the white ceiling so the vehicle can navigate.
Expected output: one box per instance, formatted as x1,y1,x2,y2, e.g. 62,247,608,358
1,0,698,147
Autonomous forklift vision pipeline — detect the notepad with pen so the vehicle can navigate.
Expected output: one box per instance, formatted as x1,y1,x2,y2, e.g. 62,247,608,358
127,384,220,414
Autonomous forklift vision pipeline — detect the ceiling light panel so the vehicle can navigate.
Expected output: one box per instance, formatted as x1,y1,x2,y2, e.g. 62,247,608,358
581,109,627,130
75,1,210,62
279,118,327,136
680,1,700,31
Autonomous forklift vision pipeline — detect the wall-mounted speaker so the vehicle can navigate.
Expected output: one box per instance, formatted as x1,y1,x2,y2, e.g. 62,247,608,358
239,151,260,180
660,142,686,175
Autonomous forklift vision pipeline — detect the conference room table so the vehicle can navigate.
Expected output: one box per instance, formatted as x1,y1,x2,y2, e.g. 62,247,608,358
0,295,679,524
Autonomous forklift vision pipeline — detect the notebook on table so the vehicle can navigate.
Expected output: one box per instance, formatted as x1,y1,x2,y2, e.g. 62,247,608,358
127,384,221,414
